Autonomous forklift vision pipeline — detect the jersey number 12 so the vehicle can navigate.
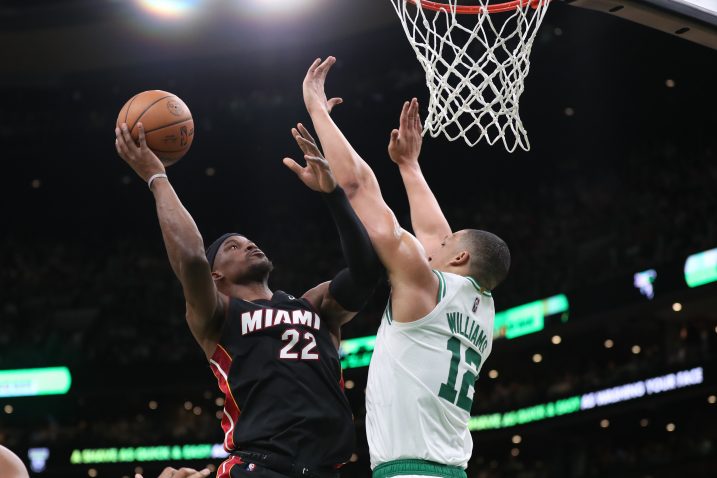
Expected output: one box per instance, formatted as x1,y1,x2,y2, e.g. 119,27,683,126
438,337,481,412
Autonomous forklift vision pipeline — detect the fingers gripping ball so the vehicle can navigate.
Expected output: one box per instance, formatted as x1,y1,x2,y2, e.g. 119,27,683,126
116,90,194,166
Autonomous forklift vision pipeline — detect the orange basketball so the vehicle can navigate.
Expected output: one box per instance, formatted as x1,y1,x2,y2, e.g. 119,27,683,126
116,90,194,166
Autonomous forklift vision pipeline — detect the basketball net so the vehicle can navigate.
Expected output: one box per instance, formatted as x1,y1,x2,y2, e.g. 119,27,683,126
391,0,550,152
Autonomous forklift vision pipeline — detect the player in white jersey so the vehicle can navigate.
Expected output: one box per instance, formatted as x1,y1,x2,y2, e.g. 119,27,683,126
300,57,511,478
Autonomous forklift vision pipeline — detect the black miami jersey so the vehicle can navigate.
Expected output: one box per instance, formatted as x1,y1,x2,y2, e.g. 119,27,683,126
209,290,355,474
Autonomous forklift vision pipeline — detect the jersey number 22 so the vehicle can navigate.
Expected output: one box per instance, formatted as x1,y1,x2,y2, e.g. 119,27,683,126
279,329,319,360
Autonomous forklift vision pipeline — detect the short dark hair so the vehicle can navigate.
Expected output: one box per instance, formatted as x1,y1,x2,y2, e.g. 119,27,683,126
459,229,511,290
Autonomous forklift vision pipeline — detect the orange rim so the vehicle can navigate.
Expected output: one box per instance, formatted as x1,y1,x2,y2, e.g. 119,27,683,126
406,0,546,14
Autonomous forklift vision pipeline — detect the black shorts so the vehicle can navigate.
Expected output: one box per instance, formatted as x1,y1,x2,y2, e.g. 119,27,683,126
231,461,292,478
217,453,339,478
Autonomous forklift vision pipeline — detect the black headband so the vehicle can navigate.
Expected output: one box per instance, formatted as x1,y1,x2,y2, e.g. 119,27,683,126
205,233,243,271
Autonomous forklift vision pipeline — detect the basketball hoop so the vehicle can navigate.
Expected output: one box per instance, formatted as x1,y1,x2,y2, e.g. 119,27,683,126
391,0,551,152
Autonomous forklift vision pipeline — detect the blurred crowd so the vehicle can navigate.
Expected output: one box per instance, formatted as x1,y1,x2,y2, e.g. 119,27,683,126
476,318,716,413
466,417,716,478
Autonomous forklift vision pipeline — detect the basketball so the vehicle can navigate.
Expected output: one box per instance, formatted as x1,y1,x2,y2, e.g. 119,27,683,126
116,90,194,166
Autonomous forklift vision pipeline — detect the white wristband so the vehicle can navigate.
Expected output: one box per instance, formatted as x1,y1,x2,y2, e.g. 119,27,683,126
147,173,168,190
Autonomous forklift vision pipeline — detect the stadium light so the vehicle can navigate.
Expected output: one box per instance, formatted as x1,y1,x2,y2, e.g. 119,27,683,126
237,0,323,21
136,0,200,19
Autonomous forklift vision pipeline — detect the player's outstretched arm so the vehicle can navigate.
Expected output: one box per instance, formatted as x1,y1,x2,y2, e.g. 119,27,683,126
303,57,378,199
389,98,452,261
284,127,382,330
302,57,439,323
115,123,224,358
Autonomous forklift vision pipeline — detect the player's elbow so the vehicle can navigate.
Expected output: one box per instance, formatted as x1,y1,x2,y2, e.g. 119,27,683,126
341,170,374,200
365,211,401,245
342,179,362,200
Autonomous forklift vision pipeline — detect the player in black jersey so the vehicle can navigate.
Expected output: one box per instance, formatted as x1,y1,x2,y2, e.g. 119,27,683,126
114,120,381,478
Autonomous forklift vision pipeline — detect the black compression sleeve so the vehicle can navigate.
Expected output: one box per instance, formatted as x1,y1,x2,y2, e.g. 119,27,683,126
322,186,382,286
329,268,374,312
322,186,383,311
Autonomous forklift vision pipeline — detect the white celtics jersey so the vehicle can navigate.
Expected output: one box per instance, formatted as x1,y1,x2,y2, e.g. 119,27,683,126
365,270,495,470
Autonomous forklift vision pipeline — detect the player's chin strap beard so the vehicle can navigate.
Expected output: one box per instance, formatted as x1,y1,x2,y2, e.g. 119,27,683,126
233,260,274,286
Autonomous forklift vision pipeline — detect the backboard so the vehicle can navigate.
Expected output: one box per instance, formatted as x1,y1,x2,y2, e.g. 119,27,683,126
565,0,717,49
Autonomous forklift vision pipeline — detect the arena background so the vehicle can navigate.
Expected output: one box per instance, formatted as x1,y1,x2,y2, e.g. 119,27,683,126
1,0,717,477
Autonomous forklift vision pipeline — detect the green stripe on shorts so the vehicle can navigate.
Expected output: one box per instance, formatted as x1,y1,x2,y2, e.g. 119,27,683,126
373,459,466,478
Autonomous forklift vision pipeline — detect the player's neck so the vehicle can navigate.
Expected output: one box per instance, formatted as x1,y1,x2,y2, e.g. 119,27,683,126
436,265,465,276
221,281,273,302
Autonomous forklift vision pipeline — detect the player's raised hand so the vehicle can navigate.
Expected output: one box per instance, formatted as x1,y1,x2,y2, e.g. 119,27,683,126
115,122,166,182
388,98,423,167
303,57,343,115
135,466,212,478
284,126,337,193
283,153,338,193
293,123,323,156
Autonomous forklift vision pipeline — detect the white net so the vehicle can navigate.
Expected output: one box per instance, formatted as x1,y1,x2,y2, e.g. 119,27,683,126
390,0,550,152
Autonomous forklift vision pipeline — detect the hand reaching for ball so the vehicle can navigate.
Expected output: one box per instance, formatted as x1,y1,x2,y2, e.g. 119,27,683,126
115,122,166,183
116,90,194,166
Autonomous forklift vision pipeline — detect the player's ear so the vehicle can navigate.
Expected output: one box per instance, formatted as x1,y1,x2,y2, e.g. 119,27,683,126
211,271,223,281
450,251,470,268
449,251,470,267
